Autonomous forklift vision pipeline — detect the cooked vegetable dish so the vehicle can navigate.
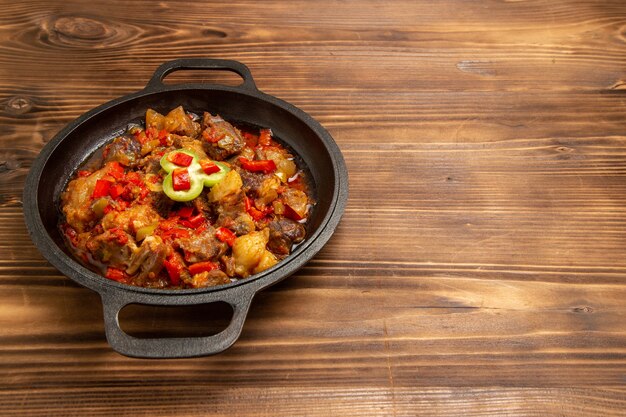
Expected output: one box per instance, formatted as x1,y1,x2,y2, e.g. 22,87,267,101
59,106,313,289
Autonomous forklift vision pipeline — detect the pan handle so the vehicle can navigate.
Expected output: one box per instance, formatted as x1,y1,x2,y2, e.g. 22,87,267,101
145,58,257,91
100,286,255,358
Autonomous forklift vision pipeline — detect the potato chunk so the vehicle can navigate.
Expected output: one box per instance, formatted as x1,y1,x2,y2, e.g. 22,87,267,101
232,228,277,277
208,170,243,202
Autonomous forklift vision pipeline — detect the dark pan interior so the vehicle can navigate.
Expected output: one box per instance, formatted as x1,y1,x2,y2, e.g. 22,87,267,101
37,88,339,263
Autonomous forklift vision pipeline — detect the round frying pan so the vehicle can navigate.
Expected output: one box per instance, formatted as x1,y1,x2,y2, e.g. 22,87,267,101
23,58,348,358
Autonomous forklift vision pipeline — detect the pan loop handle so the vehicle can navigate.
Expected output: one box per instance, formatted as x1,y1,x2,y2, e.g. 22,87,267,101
100,286,255,358
145,58,257,91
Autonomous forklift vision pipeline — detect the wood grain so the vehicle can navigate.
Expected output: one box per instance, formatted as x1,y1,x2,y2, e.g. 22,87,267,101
2,0,626,416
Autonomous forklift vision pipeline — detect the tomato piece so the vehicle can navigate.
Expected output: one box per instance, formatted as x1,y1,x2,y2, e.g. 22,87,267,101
92,179,112,199
188,261,219,276
78,170,91,178
200,160,220,175
167,152,193,167
172,168,191,191
215,227,236,246
239,157,276,174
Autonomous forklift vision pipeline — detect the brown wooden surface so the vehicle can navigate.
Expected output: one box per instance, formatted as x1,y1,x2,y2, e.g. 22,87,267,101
1,0,626,416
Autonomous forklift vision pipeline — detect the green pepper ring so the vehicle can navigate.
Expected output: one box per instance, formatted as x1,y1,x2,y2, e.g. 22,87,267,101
160,149,230,202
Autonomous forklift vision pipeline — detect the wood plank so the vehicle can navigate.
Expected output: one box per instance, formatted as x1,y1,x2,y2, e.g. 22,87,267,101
1,0,626,415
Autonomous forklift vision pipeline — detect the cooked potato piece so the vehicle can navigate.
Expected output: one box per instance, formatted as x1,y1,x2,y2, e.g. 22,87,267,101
146,109,166,131
233,228,276,277
208,170,243,202
253,250,278,274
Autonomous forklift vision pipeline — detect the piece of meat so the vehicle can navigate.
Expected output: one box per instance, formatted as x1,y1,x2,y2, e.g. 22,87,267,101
61,166,110,233
102,135,141,167
126,235,167,281
176,227,228,263
85,229,137,269
267,217,306,255
150,191,175,218
101,203,161,235
201,113,245,160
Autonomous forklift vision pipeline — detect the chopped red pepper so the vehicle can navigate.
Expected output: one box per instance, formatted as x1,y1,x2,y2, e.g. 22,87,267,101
242,131,258,147
215,227,236,246
105,267,127,282
92,179,112,199
258,129,272,146
239,157,276,174
163,255,183,285
78,170,91,178
244,195,268,221
158,129,169,146
188,261,219,276
145,127,157,140
172,168,191,191
124,171,143,186
167,152,193,167
108,184,125,199
200,160,220,175
161,227,190,240
107,161,125,179
177,206,194,218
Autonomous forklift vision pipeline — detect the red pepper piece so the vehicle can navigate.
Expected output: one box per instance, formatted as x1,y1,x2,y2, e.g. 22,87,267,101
167,152,193,167
124,171,143,186
200,160,220,175
108,184,125,199
172,168,191,191
177,206,194,218
188,261,219,276
258,129,272,146
145,127,157,140
158,129,169,146
105,267,127,282
215,227,236,246
188,214,205,228
78,170,91,178
239,157,276,174
162,228,190,240
107,161,125,179
242,131,258,147
163,256,183,285
92,179,112,199
244,196,267,221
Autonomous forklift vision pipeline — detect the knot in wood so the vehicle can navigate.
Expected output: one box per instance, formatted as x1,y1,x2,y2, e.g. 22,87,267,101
5,96,32,115
53,16,109,41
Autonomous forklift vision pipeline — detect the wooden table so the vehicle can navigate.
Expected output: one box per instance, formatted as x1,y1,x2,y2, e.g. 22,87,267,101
2,1,625,415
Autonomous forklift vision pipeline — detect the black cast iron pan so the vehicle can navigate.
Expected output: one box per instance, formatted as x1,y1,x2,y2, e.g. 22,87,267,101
23,58,348,358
